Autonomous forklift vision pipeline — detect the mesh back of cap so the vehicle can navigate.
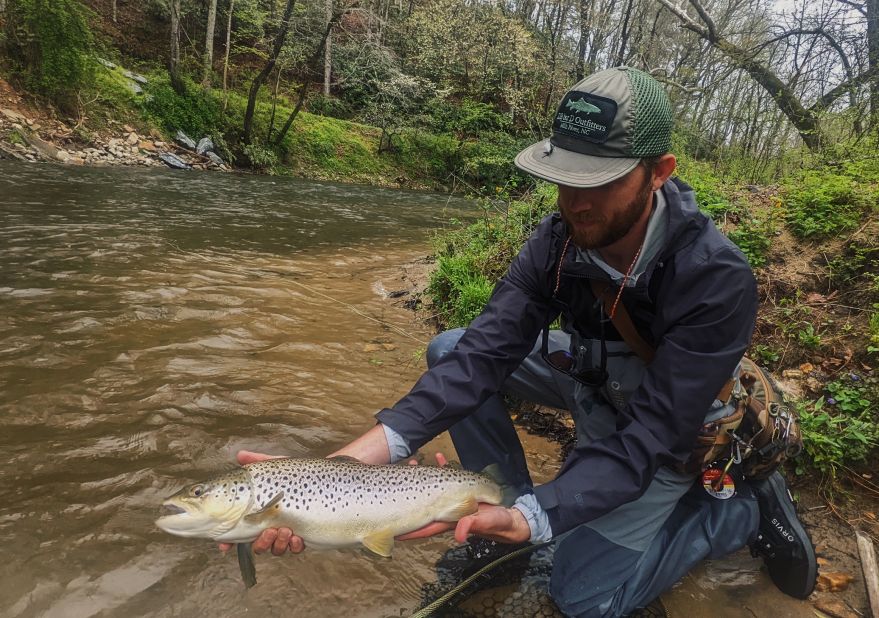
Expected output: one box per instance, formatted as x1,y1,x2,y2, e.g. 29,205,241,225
626,69,673,157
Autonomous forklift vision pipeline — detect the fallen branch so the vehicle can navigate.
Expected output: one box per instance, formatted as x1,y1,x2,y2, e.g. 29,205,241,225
856,531,879,618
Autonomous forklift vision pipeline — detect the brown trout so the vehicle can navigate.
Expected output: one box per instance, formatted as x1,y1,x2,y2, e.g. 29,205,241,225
156,457,504,587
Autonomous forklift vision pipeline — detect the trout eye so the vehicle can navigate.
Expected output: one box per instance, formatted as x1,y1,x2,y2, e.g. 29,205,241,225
191,485,206,498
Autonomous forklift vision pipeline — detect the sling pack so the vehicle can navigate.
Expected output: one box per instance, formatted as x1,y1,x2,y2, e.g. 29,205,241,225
590,280,802,478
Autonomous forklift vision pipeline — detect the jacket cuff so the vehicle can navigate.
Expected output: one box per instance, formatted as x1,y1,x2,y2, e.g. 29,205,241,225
379,422,412,464
512,493,554,543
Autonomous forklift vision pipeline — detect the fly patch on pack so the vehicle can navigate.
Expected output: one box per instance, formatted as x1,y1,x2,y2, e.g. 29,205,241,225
551,91,616,146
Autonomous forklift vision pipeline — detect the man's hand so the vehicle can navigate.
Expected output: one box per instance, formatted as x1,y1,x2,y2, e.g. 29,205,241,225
217,450,305,556
395,453,532,545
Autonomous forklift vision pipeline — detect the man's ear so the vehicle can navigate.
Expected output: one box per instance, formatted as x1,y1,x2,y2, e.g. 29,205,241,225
650,154,677,190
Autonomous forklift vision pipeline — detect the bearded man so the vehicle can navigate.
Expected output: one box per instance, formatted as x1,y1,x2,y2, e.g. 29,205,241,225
231,67,816,617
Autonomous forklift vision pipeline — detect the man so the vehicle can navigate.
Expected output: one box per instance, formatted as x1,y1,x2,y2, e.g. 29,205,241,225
233,67,816,616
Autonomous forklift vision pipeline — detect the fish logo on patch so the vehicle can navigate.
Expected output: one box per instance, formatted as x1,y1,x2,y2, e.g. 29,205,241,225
565,98,601,114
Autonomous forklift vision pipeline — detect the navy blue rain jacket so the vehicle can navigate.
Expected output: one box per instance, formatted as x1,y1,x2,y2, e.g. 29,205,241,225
376,178,758,535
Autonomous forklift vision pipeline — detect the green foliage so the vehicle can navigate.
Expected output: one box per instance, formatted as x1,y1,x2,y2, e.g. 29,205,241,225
141,76,222,138
459,131,528,190
424,99,512,136
781,170,865,239
393,129,462,180
242,143,279,171
3,0,94,108
751,343,780,366
797,374,879,475
675,157,736,220
427,185,556,327
869,307,879,355
727,213,773,268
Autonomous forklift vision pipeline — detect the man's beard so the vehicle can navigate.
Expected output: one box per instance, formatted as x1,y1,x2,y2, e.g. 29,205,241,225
562,179,654,250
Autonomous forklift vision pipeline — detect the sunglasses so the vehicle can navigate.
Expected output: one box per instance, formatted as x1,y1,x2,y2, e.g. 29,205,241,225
541,298,609,388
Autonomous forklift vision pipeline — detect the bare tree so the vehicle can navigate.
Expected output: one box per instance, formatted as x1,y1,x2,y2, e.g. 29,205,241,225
203,0,219,87
657,0,877,149
223,0,236,104
324,0,333,95
169,0,185,94
243,0,297,144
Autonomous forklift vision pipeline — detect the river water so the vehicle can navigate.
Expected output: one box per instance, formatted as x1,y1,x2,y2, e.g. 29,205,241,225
0,162,811,617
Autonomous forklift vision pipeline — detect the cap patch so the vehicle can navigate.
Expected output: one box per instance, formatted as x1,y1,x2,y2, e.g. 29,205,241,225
553,91,617,144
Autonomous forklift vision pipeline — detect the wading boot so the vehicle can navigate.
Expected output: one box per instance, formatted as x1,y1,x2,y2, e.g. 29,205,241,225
749,471,817,599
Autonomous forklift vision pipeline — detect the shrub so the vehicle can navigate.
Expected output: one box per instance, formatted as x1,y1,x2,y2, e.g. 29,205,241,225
141,76,222,138
797,374,879,475
2,0,94,109
459,131,529,191
781,170,864,239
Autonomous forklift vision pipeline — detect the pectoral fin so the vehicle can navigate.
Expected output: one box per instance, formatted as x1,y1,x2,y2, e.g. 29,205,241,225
443,496,478,521
362,529,395,557
236,542,257,588
243,492,284,524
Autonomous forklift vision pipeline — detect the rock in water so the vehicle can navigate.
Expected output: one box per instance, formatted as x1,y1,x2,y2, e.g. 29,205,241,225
158,152,192,170
175,131,197,150
196,137,215,156
206,151,225,167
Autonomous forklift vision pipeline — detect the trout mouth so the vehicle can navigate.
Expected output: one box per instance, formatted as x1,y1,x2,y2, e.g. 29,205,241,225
160,503,187,516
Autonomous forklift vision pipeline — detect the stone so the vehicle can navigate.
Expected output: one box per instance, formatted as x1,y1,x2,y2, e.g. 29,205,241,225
123,124,135,133
206,151,224,167
363,344,382,353
123,70,148,85
56,150,70,162
138,141,157,152
154,141,166,148
175,130,197,150
813,597,859,618
1,108,28,123
196,136,215,155
126,132,139,145
97,58,117,69
815,572,854,592
782,369,803,379
125,80,144,96
158,152,192,170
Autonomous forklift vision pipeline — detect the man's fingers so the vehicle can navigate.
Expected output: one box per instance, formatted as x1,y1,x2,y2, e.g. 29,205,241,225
253,528,278,554
455,514,476,543
236,450,285,465
395,521,454,540
289,536,306,554
272,528,293,556
435,452,448,467
218,542,232,553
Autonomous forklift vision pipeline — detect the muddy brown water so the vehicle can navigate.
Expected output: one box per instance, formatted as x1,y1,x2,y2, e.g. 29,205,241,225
0,161,811,617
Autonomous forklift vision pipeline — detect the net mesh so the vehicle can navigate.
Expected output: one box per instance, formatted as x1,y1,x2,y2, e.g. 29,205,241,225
626,68,673,157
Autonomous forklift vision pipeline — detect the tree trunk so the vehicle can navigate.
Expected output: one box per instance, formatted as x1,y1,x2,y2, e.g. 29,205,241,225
169,0,185,95
273,6,348,146
615,0,634,66
868,0,879,126
203,0,218,88
243,0,297,145
576,0,589,80
324,0,332,95
111,0,117,22
223,0,236,106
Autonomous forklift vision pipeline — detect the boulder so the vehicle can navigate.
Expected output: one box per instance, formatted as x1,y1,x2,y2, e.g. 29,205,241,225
158,152,192,170
126,132,139,146
175,130,197,150
1,108,28,124
138,141,157,152
196,136,214,155
97,58,117,69
123,70,149,85
125,80,144,96
206,151,225,167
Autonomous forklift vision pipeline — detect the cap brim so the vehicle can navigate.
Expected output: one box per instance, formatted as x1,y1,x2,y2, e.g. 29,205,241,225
514,139,640,188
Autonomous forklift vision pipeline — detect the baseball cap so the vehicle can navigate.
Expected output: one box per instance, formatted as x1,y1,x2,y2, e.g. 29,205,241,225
514,66,673,188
